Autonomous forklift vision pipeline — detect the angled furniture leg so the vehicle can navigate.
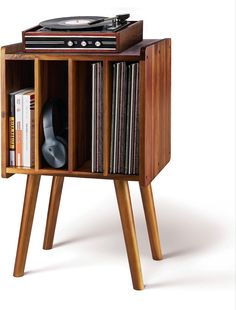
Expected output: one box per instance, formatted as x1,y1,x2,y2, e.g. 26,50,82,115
13,175,41,277
114,180,144,290
43,176,64,250
139,183,163,260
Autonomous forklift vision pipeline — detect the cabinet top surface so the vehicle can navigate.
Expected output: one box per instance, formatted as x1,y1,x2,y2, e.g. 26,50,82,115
1,39,167,60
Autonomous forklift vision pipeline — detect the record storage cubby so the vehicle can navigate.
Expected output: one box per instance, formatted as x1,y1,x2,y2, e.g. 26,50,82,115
1,39,171,186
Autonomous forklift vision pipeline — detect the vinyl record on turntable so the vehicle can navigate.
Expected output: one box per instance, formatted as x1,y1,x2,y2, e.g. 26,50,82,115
40,16,107,30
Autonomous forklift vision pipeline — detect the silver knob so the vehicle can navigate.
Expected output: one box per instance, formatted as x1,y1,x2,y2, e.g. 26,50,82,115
95,41,101,47
81,40,87,47
67,40,73,47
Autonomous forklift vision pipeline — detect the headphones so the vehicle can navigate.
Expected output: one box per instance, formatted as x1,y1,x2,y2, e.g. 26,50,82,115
42,99,68,168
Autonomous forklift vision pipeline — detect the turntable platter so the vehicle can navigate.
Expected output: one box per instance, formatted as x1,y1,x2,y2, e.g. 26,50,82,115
40,16,107,30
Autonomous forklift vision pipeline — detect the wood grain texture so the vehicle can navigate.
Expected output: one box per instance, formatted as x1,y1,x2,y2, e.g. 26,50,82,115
5,166,140,180
38,60,68,169
117,21,143,52
1,47,8,177
140,39,171,186
3,40,161,60
75,61,92,169
139,183,162,260
43,176,64,250
13,175,41,277
114,180,144,290
68,60,92,171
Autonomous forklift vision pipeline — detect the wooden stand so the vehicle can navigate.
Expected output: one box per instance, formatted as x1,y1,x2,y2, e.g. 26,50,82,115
1,39,171,290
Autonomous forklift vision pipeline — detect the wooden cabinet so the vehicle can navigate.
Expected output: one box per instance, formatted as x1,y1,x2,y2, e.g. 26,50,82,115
1,39,171,290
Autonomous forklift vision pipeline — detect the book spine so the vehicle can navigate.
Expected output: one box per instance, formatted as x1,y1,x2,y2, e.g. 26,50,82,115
15,94,23,166
30,100,35,167
23,93,35,167
9,94,15,166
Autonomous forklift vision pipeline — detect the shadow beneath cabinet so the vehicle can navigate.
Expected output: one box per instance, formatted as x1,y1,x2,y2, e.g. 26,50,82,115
27,196,228,283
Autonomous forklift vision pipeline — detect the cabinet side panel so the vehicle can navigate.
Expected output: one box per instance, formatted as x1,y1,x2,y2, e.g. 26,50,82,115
140,39,171,186
1,48,8,177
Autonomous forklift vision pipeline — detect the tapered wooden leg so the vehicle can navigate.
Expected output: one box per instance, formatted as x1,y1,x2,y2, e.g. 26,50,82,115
114,180,144,290
139,183,163,260
13,175,41,277
43,176,64,250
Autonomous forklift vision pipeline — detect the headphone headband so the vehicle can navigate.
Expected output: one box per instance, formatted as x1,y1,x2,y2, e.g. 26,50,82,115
42,99,55,140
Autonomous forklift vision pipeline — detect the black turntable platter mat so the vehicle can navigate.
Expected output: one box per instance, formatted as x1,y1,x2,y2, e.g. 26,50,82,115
40,16,108,30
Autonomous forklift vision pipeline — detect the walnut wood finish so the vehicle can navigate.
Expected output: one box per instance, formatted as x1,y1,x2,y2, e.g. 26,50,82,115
114,180,144,290
140,39,171,186
22,21,143,54
1,47,7,177
43,176,64,250
3,39,160,60
1,39,171,289
1,50,34,177
139,183,162,260
2,39,171,182
13,175,41,277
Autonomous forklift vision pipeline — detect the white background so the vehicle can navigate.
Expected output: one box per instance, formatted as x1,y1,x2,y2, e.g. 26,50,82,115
0,1,235,309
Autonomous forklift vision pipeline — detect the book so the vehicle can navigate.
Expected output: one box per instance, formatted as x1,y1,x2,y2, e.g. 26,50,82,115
22,90,35,167
8,90,22,166
15,88,33,167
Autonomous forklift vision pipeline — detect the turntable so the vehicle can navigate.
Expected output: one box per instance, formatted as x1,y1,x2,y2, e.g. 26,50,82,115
22,14,143,53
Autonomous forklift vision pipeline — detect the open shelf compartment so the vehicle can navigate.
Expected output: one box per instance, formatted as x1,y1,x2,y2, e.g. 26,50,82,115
3,60,34,172
35,59,68,171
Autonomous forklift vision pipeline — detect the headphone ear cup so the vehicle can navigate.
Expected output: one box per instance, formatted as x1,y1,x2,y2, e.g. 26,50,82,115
42,137,67,168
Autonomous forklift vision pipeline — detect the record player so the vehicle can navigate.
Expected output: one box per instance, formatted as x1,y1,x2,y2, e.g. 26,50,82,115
22,14,143,53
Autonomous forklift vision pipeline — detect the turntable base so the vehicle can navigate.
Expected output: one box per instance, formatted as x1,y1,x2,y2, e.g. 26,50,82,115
22,16,143,53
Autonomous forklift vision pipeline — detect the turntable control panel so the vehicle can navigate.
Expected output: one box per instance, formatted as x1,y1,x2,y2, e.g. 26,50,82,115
25,35,117,51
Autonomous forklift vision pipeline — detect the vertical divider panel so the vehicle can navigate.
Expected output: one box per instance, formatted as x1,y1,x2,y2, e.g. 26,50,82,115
34,59,48,170
103,60,112,176
68,59,78,172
